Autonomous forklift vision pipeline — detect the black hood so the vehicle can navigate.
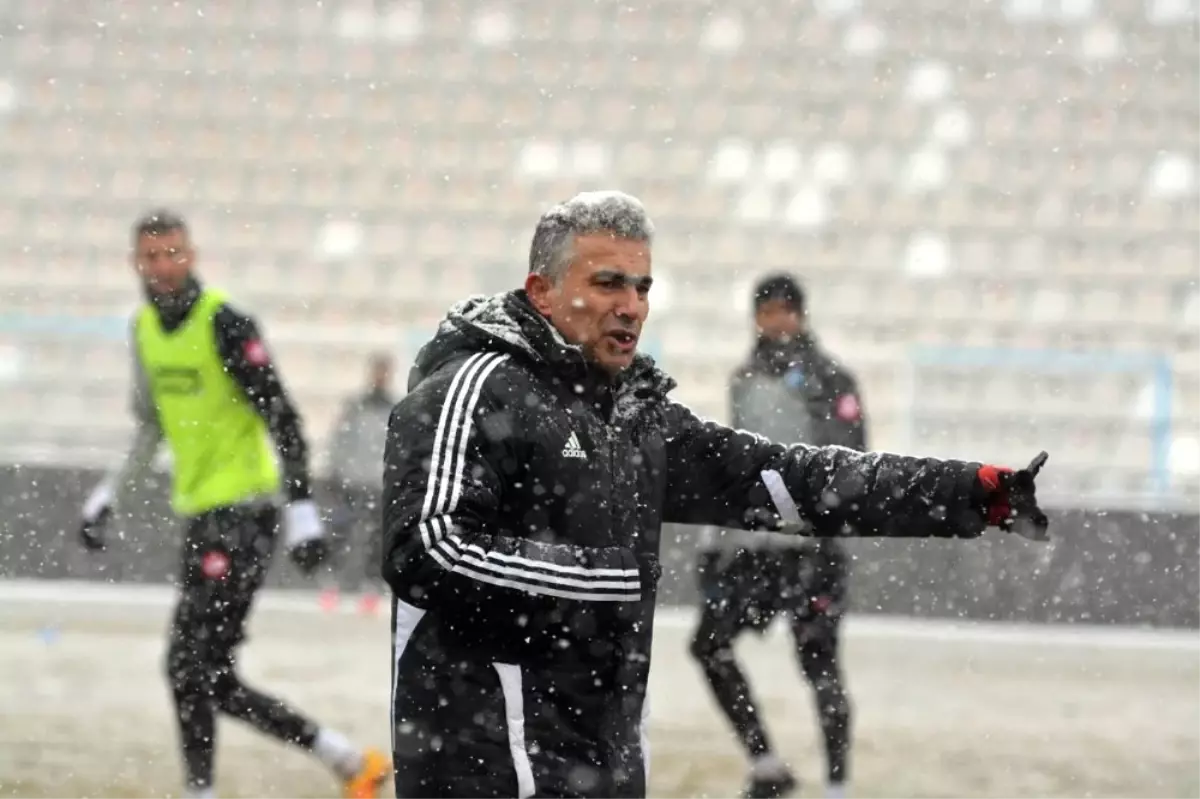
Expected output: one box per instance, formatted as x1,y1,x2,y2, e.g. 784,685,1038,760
410,290,675,419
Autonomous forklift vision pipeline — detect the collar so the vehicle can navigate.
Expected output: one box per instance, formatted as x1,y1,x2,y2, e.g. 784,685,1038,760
145,275,203,332
751,334,816,375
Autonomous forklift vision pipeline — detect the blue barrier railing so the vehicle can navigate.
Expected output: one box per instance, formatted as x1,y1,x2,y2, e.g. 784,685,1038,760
0,314,128,339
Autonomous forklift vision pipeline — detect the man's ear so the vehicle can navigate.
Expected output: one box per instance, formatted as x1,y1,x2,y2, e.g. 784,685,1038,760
524,272,555,316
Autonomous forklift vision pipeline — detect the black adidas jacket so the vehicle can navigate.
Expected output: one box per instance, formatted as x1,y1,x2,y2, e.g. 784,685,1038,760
382,290,994,788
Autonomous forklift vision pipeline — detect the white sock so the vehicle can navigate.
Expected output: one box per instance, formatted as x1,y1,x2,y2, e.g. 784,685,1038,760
827,782,847,798
184,788,215,799
751,753,790,779
313,728,363,780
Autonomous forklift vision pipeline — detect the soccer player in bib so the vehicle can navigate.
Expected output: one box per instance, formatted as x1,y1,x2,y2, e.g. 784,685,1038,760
77,210,389,799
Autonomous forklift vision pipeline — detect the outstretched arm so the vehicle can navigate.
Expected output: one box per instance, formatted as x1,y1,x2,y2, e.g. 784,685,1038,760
661,400,996,539
824,373,868,452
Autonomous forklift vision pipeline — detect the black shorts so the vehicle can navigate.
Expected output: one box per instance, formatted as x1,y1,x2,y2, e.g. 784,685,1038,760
696,545,847,635
169,504,278,660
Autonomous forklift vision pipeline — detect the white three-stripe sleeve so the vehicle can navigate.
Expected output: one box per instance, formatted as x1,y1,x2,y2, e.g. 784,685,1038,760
414,352,506,569
406,353,643,603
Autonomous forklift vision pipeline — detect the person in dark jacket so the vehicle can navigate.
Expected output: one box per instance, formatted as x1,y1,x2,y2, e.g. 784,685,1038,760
323,352,398,614
382,190,1050,799
690,273,866,799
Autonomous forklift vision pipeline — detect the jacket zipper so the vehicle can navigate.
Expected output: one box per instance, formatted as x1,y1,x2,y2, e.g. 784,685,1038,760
606,423,619,549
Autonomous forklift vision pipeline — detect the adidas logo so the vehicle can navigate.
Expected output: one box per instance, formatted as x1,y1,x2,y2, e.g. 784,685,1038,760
562,431,588,460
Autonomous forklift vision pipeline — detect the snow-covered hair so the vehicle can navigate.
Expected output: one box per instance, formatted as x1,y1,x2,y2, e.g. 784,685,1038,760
528,190,655,282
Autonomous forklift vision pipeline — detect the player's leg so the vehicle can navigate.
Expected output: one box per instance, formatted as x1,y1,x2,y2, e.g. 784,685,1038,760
790,608,852,798
165,534,221,798
201,505,389,797
688,549,771,757
688,549,795,798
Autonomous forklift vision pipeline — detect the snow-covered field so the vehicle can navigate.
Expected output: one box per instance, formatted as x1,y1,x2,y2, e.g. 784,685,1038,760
1,580,1197,799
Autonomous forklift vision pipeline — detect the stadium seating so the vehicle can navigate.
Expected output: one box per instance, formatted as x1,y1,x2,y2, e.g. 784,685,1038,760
0,0,1196,501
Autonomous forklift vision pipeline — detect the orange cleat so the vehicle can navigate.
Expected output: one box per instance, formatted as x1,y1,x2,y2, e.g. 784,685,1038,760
342,748,390,799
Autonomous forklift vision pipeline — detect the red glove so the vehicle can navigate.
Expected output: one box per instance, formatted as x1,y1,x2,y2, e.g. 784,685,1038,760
977,464,1014,526
977,452,1051,540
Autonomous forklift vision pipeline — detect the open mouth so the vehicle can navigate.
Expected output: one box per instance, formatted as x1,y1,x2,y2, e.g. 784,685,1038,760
605,330,638,352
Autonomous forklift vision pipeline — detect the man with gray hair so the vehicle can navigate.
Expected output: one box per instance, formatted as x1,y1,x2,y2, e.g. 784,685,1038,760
383,190,1050,798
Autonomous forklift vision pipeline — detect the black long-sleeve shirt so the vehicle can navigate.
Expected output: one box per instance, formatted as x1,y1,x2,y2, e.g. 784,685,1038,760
701,333,869,552
208,304,312,500
102,278,312,508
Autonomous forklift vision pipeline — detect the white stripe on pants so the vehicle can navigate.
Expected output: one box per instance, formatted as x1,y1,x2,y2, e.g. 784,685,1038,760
493,662,537,799
390,598,427,756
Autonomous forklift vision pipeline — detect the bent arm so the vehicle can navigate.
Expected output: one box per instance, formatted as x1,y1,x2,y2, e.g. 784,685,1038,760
662,401,987,538
213,305,313,501
383,354,643,605
825,373,868,451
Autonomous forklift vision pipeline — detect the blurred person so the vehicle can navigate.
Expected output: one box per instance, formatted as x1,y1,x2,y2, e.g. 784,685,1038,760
690,274,863,799
323,352,398,615
382,190,1051,798
76,210,389,799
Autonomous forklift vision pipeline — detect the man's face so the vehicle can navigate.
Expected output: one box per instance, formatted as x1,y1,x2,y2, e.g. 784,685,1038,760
754,298,803,343
526,233,652,376
133,228,193,294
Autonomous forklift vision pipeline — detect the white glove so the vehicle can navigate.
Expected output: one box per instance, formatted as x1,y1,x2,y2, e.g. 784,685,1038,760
82,481,115,524
283,499,324,547
79,480,116,551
